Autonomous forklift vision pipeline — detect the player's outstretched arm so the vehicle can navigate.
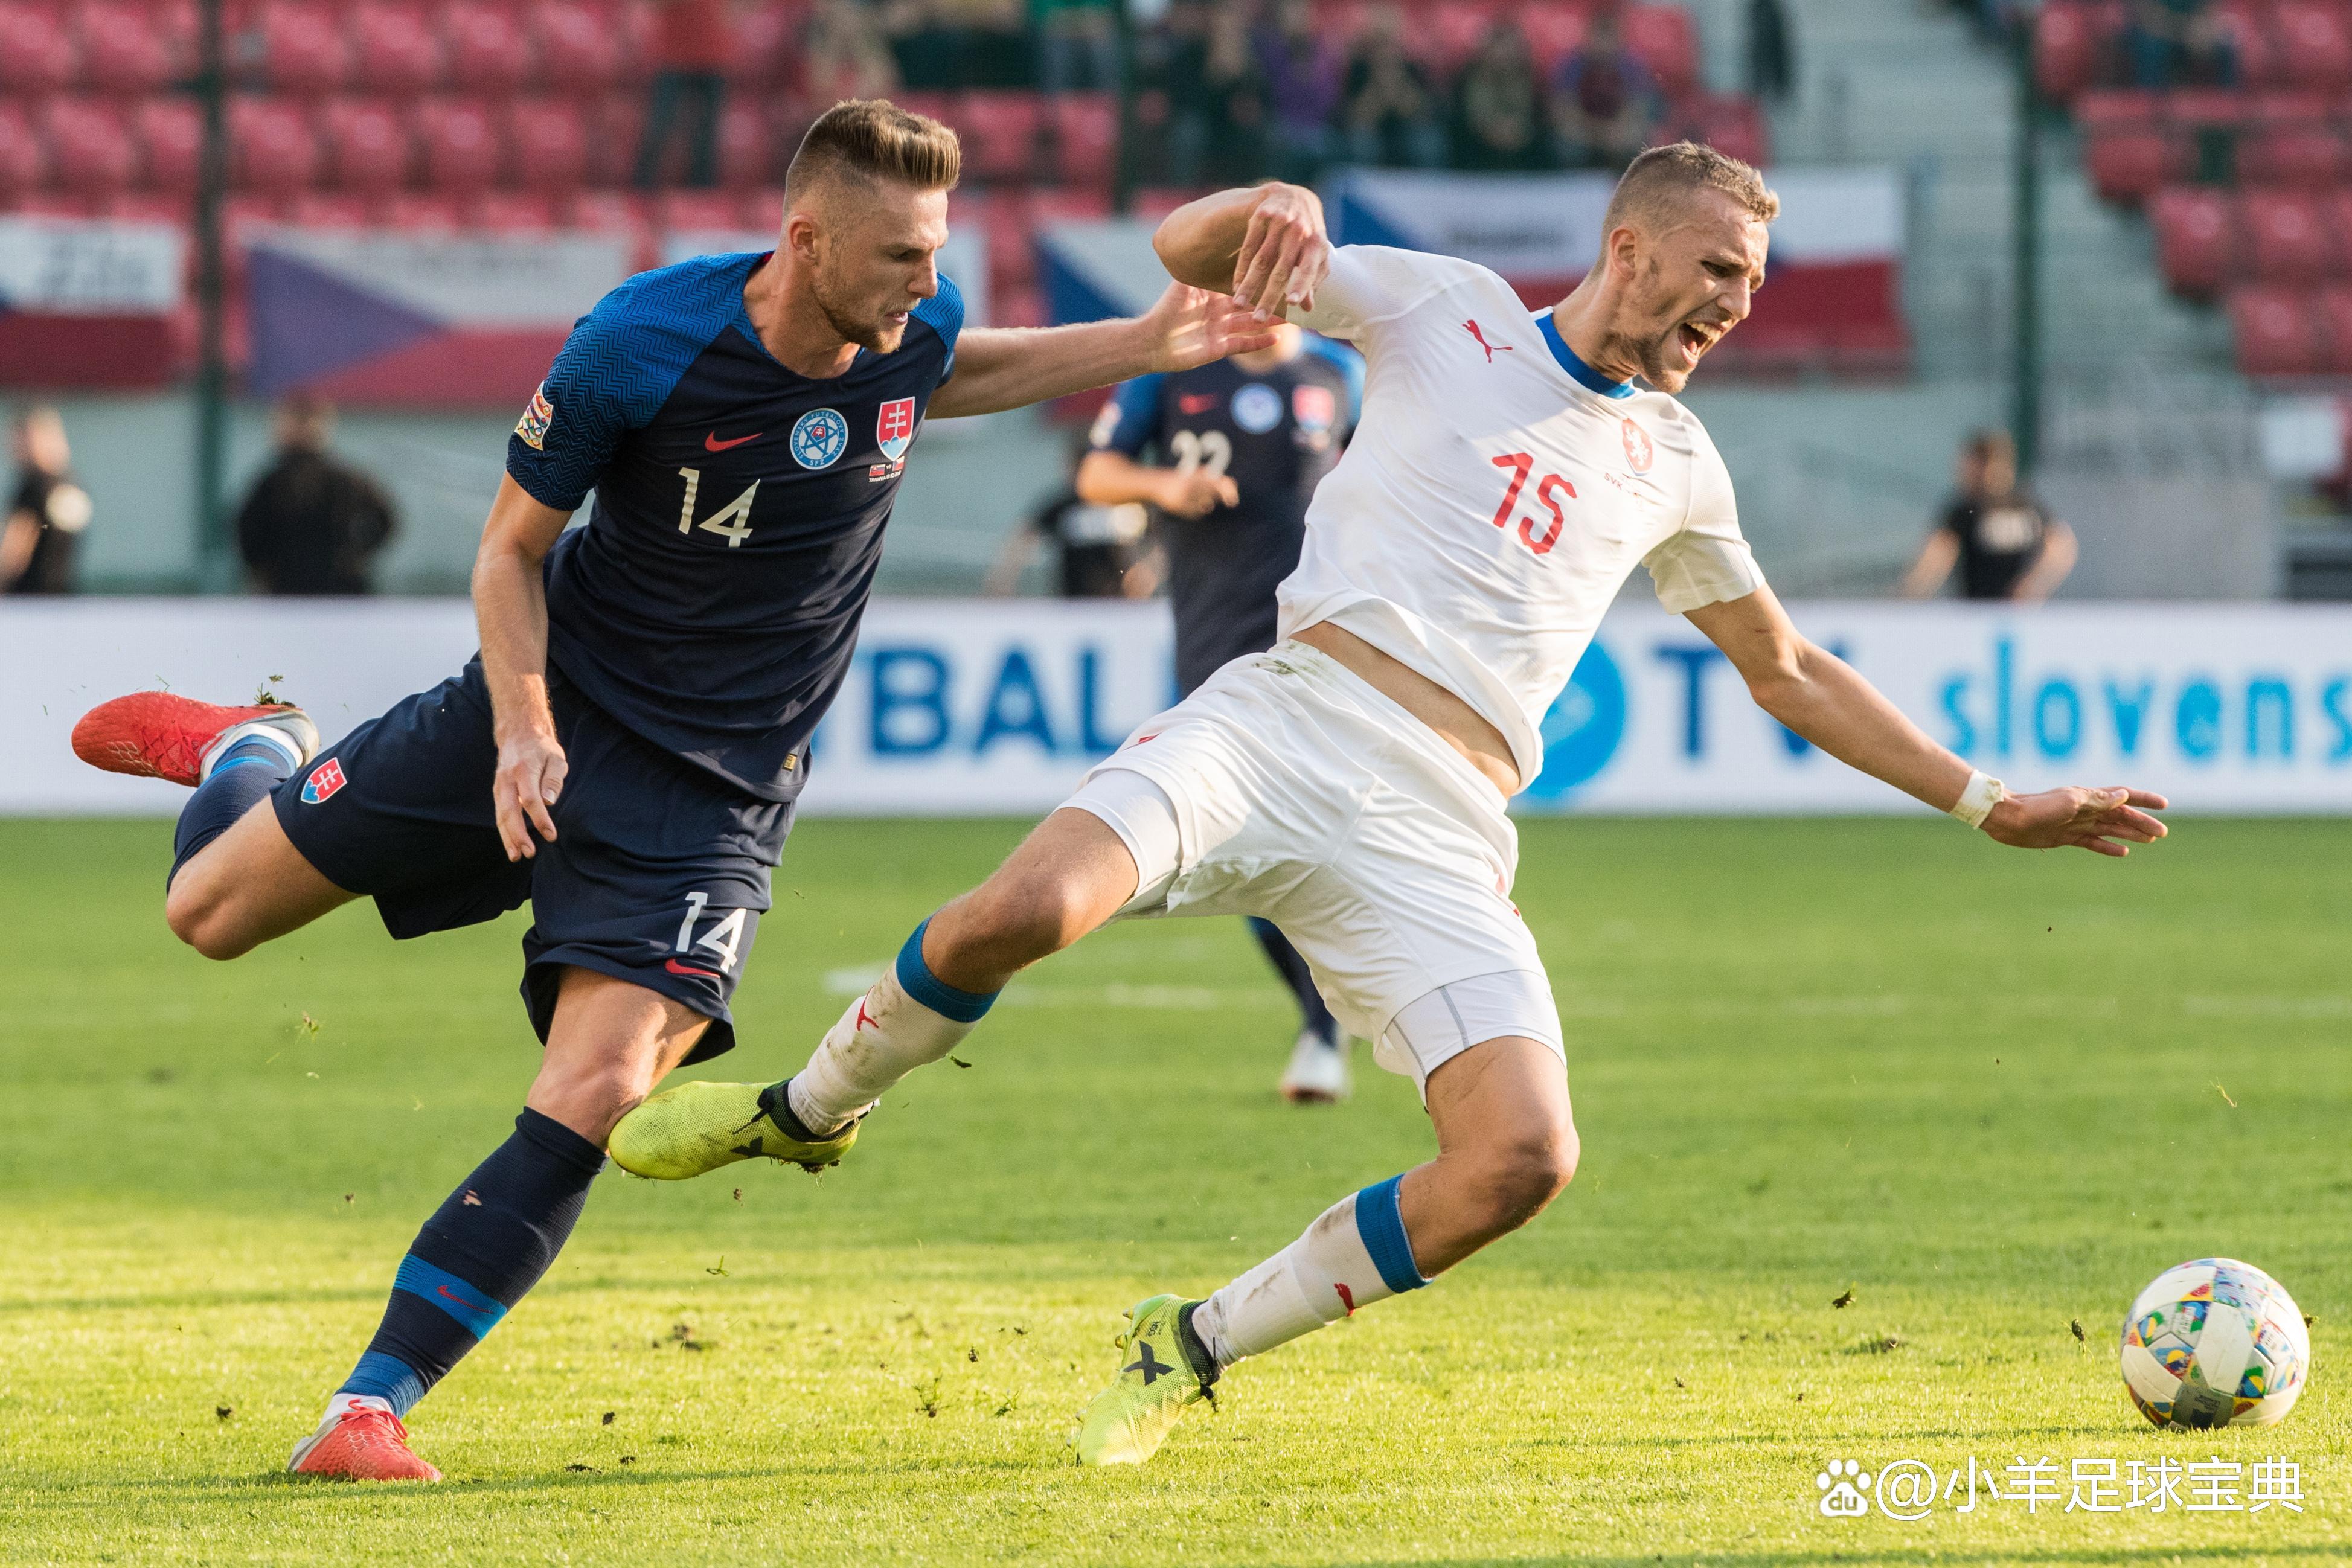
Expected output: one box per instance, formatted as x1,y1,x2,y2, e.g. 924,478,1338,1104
928,286,1278,420
1686,586,2170,857
1075,449,1237,519
1154,183,1331,317
472,475,575,862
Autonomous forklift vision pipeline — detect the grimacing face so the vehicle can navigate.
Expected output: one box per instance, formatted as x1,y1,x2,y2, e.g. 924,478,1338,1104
798,181,950,354
1608,189,1769,395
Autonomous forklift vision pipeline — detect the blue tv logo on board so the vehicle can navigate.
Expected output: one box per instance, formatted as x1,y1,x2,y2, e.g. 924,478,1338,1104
790,408,850,470
1522,639,1626,802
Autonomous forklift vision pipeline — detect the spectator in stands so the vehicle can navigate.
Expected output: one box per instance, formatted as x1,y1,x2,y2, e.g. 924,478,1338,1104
1902,430,2078,603
803,0,903,103
2124,0,2238,89
1201,1,1272,182
234,394,400,597
987,444,1161,599
1452,20,1553,174
634,0,732,189
1552,14,1665,171
1747,0,1796,104
1035,0,1120,94
1341,3,1449,169
2,406,91,597
1253,0,1341,182
1133,0,1214,184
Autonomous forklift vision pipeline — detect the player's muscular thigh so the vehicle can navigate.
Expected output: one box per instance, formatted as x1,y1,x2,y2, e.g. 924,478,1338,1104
923,807,1142,993
164,797,355,960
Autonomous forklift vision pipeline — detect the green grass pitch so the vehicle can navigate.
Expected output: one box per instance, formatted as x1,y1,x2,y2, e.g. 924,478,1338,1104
1,814,2347,1566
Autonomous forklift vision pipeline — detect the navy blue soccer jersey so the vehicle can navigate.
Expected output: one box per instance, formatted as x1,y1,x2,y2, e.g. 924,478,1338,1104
1092,339,1362,694
507,252,964,801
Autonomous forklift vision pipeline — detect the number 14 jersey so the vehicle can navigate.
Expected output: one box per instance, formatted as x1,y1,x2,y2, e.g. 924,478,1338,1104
1286,246,1762,793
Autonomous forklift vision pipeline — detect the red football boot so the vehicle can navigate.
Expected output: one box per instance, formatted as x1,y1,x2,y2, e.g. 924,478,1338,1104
70,692,318,787
289,1402,444,1482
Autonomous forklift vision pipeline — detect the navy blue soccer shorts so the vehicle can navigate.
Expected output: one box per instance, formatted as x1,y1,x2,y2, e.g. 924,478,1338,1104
272,658,789,1064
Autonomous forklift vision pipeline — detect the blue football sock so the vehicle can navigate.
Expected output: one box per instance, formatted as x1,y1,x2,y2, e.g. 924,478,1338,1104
336,1109,604,1416
168,735,295,889
1248,918,1338,1045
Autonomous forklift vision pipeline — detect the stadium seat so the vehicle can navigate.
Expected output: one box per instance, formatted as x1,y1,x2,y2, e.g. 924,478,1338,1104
260,1,351,95
231,96,322,194
563,188,656,263
729,0,796,91
285,190,376,228
2166,87,2249,133
101,190,193,226
655,189,744,238
951,91,1041,183
414,98,504,191
2034,0,2101,106
42,98,138,196
1417,4,1497,72
133,98,204,193
1048,94,1118,193
2315,284,2352,370
614,0,659,85
444,2,534,95
1130,185,1210,224
893,92,955,130
2274,2,2352,92
1624,5,1700,98
79,0,184,95
2078,92,2181,203
350,2,447,95
0,2,78,94
2237,123,2345,186
469,189,561,232
2244,188,2331,280
991,284,1046,330
0,105,46,200
530,0,621,92
2219,0,2284,89
1685,95,1771,169
583,92,647,187
1517,4,1586,75
717,101,775,191
2229,286,2323,374
1026,187,1114,226
2150,185,2237,295
10,192,97,219
738,187,786,233
319,98,412,194
506,97,591,192
377,188,465,231
974,190,1036,289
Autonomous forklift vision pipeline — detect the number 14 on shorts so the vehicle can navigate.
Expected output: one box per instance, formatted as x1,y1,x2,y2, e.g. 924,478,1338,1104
673,891,746,975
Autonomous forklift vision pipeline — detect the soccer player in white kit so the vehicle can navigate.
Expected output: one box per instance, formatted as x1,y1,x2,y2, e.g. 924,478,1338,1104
608,145,2170,1464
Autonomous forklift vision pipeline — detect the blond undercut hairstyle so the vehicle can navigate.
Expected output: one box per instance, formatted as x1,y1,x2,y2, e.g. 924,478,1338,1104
1602,141,1779,234
785,99,962,202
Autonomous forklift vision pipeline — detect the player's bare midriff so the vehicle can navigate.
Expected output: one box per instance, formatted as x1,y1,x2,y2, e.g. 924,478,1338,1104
1290,622,1518,799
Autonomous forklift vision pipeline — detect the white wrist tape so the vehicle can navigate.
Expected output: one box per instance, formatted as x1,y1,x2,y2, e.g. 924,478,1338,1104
1948,770,2005,829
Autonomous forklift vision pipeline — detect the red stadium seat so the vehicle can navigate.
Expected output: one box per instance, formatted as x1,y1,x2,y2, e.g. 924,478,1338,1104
1623,4,1699,97
2315,285,2352,370
1517,4,1586,75
80,0,185,95
952,91,1042,183
469,189,561,232
2237,123,2345,186
2219,0,2284,90
1049,93,1118,192
563,187,654,251
444,2,534,95
717,101,775,190
0,2,78,94
2150,185,2237,296
2244,188,2331,280
506,97,591,192
739,188,787,234
2274,2,2352,92
133,98,204,193
973,190,1036,289
350,2,447,95
893,92,955,129
2165,86,2248,132
1415,4,1498,71
1130,185,1209,224
531,0,621,91
655,189,743,237
260,1,351,95
0,105,47,200
10,192,97,219
319,99,411,194
1686,95,1770,169
2078,92,2181,203
729,0,796,91
991,284,1045,329
286,190,376,228
231,96,322,194
584,92,647,187
379,188,466,231
2229,287,2323,374
414,98,504,191
42,98,139,195
2035,1,2102,106
101,190,193,226
1026,187,1112,225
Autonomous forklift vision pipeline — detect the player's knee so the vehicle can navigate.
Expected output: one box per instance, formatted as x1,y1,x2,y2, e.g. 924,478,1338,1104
531,1059,652,1144
1476,1121,1579,1233
164,874,255,961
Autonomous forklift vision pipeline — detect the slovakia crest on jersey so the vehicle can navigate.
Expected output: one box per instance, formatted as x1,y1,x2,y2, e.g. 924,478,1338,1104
1292,384,1336,435
790,408,850,470
876,397,917,463
301,757,346,804
1621,417,1655,475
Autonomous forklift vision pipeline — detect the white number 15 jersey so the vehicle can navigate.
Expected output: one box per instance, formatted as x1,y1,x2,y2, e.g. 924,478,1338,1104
1283,245,1763,792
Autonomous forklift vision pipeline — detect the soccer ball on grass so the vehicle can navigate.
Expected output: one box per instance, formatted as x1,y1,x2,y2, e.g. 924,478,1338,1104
2119,1257,2309,1429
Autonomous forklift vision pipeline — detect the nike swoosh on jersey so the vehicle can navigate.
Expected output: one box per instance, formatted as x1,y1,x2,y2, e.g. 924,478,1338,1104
665,958,723,979
704,430,763,452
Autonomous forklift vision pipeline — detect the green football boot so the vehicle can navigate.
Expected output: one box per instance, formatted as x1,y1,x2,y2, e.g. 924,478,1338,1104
1070,1294,1221,1465
606,1081,858,1181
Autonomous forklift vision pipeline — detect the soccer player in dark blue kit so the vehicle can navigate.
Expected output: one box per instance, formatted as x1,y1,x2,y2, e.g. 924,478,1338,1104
67,100,1277,1482
1076,321,1363,1102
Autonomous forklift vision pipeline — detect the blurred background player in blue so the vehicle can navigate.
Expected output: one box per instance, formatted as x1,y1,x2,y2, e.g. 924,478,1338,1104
1078,320,1363,1102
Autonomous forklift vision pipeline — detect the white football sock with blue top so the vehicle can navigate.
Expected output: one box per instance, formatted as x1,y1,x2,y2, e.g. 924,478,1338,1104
1189,1175,1428,1366
787,918,999,1137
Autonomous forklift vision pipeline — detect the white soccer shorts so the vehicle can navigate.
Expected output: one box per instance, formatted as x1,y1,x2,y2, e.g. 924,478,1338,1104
1063,640,1565,1096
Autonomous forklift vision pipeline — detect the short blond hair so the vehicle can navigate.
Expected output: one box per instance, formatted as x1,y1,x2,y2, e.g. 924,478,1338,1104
786,99,961,200
1603,142,1779,234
